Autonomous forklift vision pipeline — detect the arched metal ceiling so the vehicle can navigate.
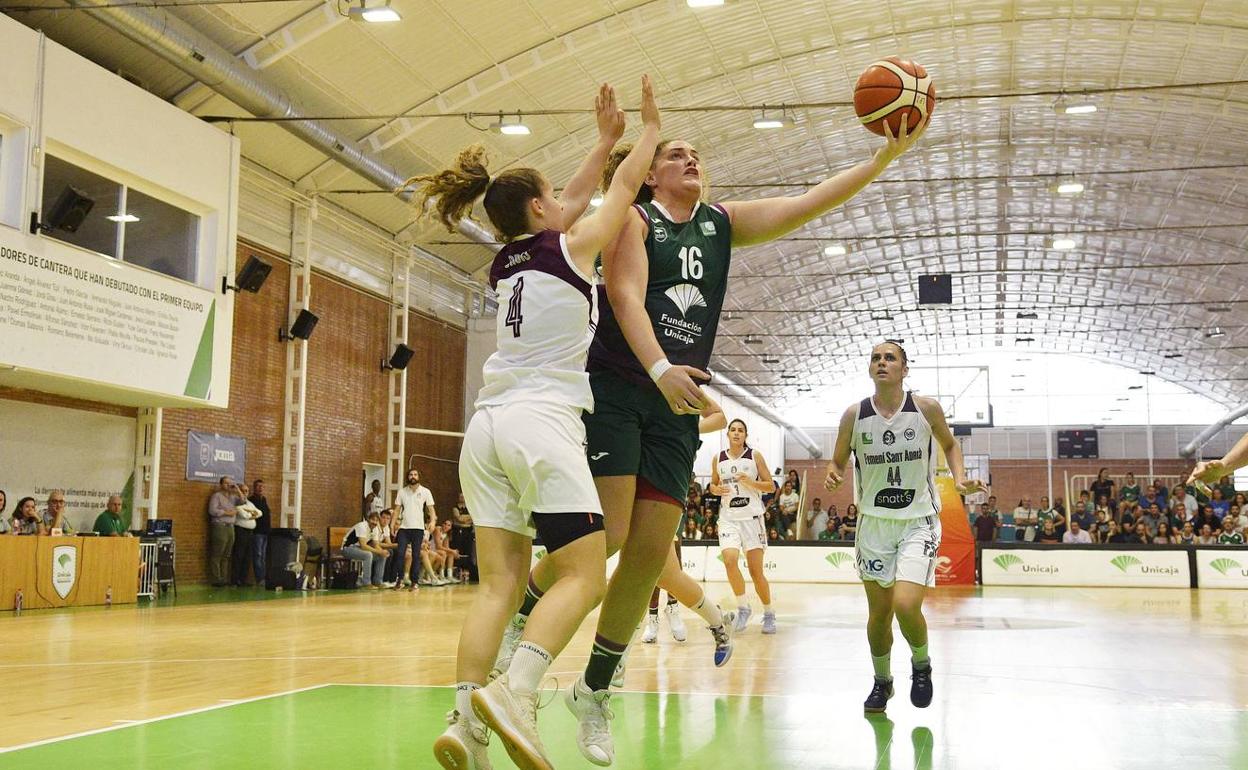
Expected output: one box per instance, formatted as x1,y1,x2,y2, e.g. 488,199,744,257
9,0,1248,410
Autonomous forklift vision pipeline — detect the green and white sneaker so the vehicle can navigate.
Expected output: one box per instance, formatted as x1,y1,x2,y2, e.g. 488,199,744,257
564,676,615,767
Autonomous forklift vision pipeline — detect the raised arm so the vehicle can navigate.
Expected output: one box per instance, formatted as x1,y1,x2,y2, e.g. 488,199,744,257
721,115,928,247
824,404,858,492
1189,432,1248,486
918,396,985,496
566,75,659,272
559,83,627,230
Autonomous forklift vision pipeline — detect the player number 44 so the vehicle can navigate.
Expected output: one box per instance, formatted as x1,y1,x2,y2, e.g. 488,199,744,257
887,466,902,486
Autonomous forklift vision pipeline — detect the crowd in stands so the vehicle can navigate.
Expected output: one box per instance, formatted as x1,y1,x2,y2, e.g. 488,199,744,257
970,469,1247,546
0,488,135,538
684,468,862,543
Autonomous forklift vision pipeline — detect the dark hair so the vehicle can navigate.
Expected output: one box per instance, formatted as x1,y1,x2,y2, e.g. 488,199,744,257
0,489,5,515
14,496,35,519
602,140,672,204
408,144,547,241
728,418,748,434
253,479,264,486
878,340,908,363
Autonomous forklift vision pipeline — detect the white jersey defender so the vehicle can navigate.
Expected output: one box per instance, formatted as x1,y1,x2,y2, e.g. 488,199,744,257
460,230,603,537
715,447,768,552
849,392,942,587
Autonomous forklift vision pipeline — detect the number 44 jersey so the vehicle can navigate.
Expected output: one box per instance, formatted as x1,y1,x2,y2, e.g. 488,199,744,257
849,393,942,521
475,230,599,411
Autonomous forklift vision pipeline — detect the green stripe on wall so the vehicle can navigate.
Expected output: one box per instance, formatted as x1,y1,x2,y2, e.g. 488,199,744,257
183,299,215,399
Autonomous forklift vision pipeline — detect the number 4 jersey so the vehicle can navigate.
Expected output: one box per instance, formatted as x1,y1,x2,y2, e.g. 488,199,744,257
589,201,731,385
475,230,599,411
850,393,942,521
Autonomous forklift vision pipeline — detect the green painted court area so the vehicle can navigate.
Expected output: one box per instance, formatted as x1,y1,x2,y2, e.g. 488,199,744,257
0,684,927,769
8,681,1248,769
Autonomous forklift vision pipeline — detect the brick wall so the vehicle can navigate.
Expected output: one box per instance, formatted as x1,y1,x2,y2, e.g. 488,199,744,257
158,242,466,583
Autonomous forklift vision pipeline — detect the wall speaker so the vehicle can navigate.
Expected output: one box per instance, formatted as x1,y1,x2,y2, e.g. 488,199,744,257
280,309,319,341
382,343,415,371
44,186,95,233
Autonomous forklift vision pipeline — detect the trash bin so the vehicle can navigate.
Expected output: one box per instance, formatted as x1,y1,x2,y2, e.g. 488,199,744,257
265,527,303,590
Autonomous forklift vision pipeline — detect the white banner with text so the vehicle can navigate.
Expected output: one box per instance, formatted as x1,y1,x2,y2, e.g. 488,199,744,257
982,547,1190,588
1194,548,1248,589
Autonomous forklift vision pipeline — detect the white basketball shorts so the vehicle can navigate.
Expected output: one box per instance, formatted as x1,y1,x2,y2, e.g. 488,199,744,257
459,401,603,538
854,514,942,588
718,514,768,553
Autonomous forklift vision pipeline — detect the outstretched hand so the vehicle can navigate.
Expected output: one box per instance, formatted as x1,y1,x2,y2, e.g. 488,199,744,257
595,83,626,144
639,73,660,130
956,479,987,497
873,112,929,170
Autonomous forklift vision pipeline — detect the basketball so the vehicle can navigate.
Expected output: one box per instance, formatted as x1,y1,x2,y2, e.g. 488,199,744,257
854,57,936,136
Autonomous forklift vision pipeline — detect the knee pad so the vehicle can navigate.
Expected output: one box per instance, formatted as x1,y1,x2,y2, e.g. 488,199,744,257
533,512,605,554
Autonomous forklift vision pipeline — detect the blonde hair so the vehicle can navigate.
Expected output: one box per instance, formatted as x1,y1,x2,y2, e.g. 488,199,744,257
406,145,547,241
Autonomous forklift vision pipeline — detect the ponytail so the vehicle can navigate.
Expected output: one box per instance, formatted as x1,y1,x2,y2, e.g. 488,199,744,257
407,145,548,241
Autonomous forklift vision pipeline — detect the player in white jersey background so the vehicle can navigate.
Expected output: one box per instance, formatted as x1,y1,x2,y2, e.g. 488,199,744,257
824,341,985,715
414,77,661,770
707,419,777,634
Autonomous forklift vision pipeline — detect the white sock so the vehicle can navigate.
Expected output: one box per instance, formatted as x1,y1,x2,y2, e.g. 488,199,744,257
763,604,773,615
691,594,724,628
455,682,480,719
735,593,749,612
508,642,553,695
872,652,892,680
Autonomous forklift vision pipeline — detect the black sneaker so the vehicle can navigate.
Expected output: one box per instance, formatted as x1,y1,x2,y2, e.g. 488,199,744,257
910,662,933,708
864,677,894,713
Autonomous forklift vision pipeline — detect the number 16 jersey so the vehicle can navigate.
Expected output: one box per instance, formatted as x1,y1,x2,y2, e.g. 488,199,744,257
850,392,941,521
475,230,599,412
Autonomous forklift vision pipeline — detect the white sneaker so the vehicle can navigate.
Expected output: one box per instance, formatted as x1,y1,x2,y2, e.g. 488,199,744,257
433,709,492,770
641,613,659,644
666,604,687,642
564,676,614,767
733,605,752,633
611,659,626,689
489,615,527,682
381,581,396,589
471,675,551,770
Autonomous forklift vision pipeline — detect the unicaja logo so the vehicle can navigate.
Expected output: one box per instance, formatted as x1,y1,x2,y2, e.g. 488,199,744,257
825,552,852,568
993,554,1022,571
534,548,547,561
1211,558,1242,576
1110,555,1142,573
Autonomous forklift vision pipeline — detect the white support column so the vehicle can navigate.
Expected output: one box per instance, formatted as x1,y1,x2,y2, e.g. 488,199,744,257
133,407,162,526
386,250,411,518
281,204,313,528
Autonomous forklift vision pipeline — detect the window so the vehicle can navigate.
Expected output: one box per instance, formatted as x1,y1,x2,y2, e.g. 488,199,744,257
40,155,121,258
39,154,200,283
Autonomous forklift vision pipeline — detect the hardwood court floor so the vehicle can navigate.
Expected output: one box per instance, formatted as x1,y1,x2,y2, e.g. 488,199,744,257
2,583,1247,768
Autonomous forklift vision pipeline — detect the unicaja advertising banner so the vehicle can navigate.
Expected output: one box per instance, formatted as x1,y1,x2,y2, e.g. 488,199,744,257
981,548,1190,588
1194,549,1248,589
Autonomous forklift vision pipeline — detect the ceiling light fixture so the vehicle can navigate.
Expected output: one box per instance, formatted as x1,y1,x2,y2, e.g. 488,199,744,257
1015,336,1035,343
1206,327,1226,338
822,243,848,257
106,213,140,223
1048,237,1077,250
1128,385,1143,390
870,311,894,321
744,334,762,345
1016,311,1038,320
1139,370,1156,375
1064,103,1098,115
762,357,780,365
347,0,401,22
1163,352,1183,359
1053,180,1085,195
687,0,724,6
753,106,795,130
490,114,531,136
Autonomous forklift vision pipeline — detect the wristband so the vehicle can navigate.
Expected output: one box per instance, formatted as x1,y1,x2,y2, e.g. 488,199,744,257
648,359,673,383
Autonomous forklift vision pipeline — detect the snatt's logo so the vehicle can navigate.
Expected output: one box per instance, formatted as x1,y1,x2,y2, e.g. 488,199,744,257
825,552,852,569
1211,558,1242,576
874,488,915,509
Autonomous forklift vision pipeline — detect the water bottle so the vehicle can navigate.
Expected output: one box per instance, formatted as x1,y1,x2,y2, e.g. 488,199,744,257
14,588,22,615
